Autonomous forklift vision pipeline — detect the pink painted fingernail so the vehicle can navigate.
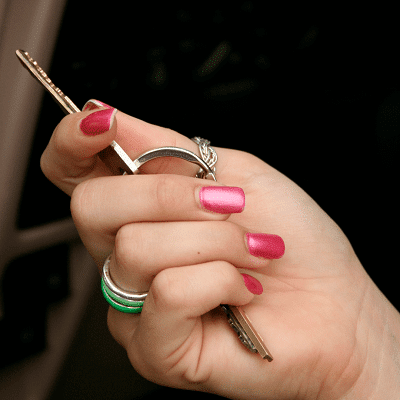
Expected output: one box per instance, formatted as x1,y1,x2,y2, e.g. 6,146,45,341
199,186,245,214
82,99,113,111
242,273,263,295
246,233,285,259
80,108,117,136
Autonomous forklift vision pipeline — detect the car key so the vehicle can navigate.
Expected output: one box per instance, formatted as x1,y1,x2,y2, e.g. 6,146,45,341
16,49,273,361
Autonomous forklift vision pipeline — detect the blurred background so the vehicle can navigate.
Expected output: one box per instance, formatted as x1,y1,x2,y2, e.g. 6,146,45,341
0,1,399,399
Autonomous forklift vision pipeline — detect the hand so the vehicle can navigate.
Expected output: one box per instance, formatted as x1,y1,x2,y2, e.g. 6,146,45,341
41,100,400,399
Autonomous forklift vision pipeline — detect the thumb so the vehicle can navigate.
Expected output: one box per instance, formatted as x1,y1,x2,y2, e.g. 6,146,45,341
40,106,118,195
85,99,204,178
41,99,214,196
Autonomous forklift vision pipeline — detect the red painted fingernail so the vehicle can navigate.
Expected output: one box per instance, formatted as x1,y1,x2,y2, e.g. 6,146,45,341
199,186,245,214
242,273,263,295
80,108,117,136
246,233,285,259
82,99,113,111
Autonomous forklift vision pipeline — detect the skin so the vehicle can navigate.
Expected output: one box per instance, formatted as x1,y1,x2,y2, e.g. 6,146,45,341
41,103,400,399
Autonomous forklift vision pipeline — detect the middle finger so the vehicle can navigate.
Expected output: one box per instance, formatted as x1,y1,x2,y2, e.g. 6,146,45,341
112,220,279,292
71,173,246,264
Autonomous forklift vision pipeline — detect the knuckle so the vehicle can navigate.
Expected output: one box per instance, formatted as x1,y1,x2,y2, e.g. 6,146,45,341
70,179,93,228
150,268,186,310
70,178,103,231
114,225,147,274
153,175,184,213
216,261,238,290
114,225,133,267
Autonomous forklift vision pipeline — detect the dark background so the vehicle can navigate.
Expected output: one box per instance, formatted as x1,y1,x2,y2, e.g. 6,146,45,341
15,1,400,399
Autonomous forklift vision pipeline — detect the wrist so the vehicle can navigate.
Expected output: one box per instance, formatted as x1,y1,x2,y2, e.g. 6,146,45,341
343,282,400,399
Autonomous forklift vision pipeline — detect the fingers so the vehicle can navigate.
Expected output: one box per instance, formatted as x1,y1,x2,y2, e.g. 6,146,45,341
102,199,283,383
41,99,218,196
107,261,258,383
111,220,284,292
70,173,246,264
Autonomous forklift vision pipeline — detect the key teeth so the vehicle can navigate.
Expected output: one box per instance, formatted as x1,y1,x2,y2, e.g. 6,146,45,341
221,305,258,353
227,318,258,353
16,49,69,106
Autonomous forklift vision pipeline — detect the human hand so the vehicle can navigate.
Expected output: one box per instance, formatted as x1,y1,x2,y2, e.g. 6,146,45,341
41,100,400,399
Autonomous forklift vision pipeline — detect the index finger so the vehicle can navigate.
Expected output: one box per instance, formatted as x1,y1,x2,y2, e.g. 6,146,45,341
40,100,203,196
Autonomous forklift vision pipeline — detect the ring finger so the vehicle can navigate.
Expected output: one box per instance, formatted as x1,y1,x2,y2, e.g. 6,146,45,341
111,220,285,293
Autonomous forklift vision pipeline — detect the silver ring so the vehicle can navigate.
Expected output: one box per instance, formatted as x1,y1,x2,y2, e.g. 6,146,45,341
101,141,217,181
191,137,217,179
102,255,148,302
132,146,216,181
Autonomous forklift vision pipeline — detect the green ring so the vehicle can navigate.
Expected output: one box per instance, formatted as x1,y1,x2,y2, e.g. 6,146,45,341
101,278,145,308
101,280,143,314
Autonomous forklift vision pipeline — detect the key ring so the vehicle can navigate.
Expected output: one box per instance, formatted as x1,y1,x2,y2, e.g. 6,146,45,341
98,140,217,180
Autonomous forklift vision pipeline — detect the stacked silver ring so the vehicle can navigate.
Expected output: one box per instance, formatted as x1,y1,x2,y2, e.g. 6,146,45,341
101,255,146,313
101,138,218,314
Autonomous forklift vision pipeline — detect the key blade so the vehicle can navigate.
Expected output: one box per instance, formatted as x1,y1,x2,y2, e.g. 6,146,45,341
229,305,273,361
16,49,80,115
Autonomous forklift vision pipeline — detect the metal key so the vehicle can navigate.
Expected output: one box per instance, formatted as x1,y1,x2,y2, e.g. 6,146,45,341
16,50,136,175
16,50,273,361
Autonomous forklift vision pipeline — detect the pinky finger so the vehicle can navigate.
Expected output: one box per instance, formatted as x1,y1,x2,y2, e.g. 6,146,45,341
123,263,259,375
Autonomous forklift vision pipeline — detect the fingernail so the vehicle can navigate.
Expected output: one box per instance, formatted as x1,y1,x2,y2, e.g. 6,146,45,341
199,186,245,214
246,233,285,259
242,273,263,295
80,108,117,136
82,99,113,111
